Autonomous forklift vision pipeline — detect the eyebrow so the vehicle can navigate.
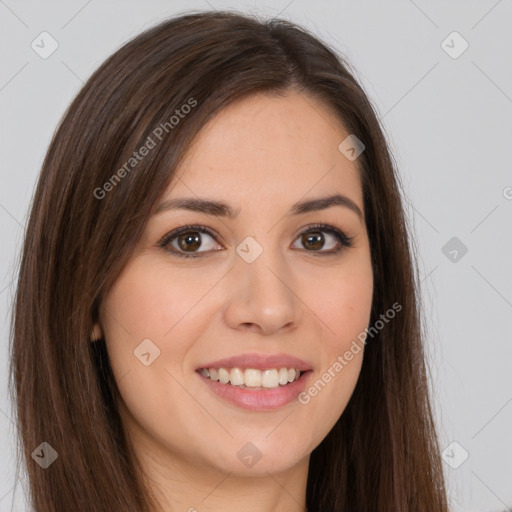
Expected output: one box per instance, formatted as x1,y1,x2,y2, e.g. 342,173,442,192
154,193,364,221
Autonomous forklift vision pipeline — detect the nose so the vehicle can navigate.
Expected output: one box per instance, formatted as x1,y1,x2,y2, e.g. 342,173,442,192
222,248,302,336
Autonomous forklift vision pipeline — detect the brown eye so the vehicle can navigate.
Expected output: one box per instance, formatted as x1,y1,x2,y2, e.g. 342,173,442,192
159,225,223,258
158,223,354,260
176,232,201,252
301,231,326,250
292,224,353,254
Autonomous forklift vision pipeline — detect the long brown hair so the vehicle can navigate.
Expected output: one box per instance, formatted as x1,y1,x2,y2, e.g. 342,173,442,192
9,10,448,511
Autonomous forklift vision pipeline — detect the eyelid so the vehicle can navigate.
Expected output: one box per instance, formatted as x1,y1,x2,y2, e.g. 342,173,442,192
157,224,222,257
293,222,355,253
157,222,354,258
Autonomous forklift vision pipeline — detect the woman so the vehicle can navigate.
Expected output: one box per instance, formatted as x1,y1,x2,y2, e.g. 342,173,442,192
9,10,449,512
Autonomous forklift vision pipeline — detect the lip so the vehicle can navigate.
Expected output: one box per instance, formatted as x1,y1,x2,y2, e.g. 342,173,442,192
195,352,313,372
197,369,313,411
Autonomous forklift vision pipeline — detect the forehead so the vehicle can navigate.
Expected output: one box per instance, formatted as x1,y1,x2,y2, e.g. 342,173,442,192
168,91,363,207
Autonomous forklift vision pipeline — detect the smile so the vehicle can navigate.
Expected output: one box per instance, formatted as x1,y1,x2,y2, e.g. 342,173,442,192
198,367,301,389
196,367,312,411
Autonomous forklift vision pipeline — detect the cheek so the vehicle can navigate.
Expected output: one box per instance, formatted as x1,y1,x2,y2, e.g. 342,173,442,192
100,255,222,402
99,258,199,404
102,257,214,340
99,260,209,455
299,259,372,429
314,260,374,348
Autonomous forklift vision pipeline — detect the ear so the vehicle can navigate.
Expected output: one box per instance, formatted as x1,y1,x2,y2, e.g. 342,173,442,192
90,323,104,342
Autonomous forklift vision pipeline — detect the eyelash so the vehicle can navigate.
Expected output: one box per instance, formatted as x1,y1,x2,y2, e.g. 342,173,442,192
157,223,355,259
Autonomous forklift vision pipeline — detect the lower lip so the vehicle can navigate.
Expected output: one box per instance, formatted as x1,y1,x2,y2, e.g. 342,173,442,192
197,370,312,411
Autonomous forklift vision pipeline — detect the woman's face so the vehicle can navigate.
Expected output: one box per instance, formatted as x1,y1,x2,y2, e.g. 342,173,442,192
95,91,373,479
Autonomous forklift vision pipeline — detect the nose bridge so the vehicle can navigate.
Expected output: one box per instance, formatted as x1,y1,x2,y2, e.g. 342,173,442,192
224,235,300,333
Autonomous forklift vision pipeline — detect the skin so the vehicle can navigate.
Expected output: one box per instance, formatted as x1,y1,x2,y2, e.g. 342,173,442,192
91,91,374,512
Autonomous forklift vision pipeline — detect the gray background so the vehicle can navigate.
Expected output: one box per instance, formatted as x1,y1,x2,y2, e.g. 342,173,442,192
1,1,511,511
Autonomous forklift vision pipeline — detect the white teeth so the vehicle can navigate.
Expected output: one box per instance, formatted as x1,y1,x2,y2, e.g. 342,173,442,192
278,367,289,386
244,369,261,387
218,368,230,384
201,366,303,389
261,369,279,388
229,368,244,386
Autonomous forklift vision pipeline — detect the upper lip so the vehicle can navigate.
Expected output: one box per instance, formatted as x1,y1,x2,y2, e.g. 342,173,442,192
196,353,313,372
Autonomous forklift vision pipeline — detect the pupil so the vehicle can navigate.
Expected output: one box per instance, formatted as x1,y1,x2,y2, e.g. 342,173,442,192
304,232,323,250
179,232,200,251
176,231,325,252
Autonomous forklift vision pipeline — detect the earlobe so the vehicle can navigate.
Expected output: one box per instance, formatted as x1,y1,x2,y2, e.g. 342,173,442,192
90,323,103,342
